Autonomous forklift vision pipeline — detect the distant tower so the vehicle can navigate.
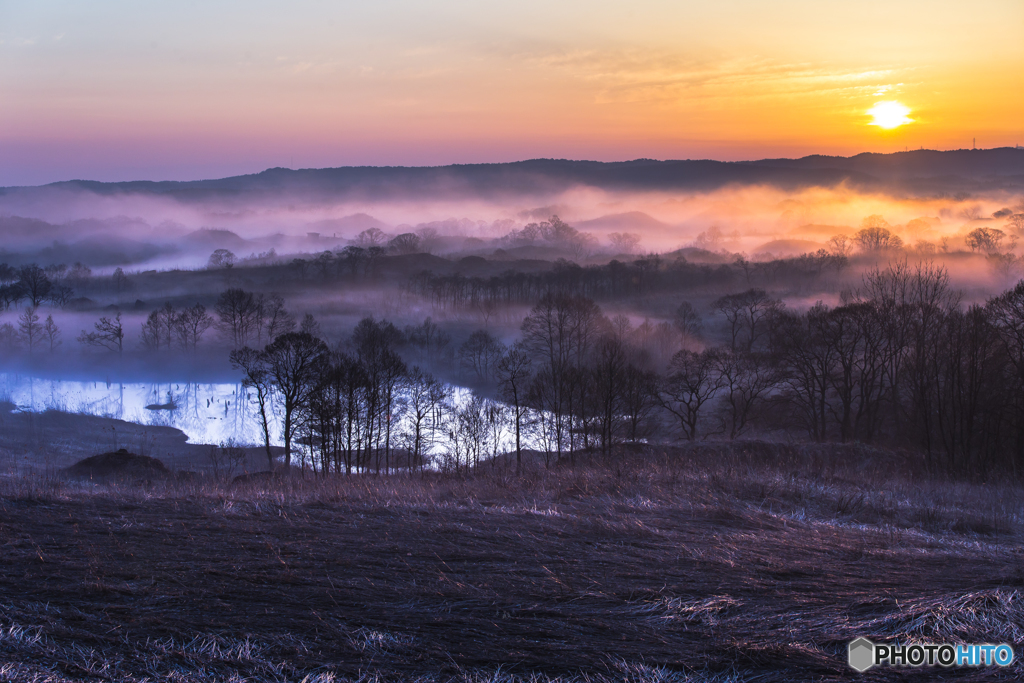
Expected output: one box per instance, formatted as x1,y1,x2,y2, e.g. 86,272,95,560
973,138,976,150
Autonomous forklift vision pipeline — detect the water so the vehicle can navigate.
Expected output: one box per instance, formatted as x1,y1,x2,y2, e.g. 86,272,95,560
0,373,275,446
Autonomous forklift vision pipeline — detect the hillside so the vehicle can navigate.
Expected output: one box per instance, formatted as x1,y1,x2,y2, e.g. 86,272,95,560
3,149,1022,203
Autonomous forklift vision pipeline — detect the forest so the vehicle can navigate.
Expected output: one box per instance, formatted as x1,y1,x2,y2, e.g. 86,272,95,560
3,208,1024,480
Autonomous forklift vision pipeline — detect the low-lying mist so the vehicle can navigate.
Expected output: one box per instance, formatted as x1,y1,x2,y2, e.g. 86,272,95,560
1,152,1021,271
2,151,1024,430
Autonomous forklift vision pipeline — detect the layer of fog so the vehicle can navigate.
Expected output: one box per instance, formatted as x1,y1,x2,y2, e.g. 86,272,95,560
2,181,1022,273
2,173,1023,411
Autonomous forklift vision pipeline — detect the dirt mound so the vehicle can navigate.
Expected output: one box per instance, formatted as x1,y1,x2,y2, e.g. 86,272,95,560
64,449,170,481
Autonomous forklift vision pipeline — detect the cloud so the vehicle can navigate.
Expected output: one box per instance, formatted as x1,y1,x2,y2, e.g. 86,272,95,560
524,48,906,106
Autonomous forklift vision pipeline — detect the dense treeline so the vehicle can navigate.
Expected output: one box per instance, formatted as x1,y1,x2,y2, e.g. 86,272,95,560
0,263,84,310
403,252,848,310
662,260,1024,476
227,259,1024,479
8,224,1024,480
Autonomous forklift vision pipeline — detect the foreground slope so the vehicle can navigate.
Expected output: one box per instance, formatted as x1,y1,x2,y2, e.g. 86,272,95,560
1,445,1021,682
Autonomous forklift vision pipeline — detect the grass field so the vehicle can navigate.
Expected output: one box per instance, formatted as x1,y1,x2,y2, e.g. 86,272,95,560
1,443,1022,682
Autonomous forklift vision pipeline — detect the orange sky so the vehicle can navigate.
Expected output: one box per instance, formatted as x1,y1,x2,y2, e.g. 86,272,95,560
0,1,1021,184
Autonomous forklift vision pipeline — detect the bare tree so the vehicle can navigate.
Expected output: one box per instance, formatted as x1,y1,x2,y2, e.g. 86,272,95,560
854,217,903,252
458,330,505,382
713,289,782,352
405,317,452,364
78,313,124,354
1006,213,1024,237
365,246,387,275
521,293,607,460
402,368,449,471
656,348,724,441
0,282,23,311
965,227,1005,253
18,307,42,354
208,249,236,269
496,342,532,472
263,294,295,340
313,251,334,280
43,314,61,352
112,267,130,294
157,303,176,347
175,303,215,352
263,332,330,468
48,283,74,308
140,311,162,350
216,288,258,347
18,265,51,307
608,232,641,254
300,313,321,339
448,393,492,471
621,360,658,443
827,234,852,258
692,226,724,250
356,227,387,246
673,301,703,339
141,304,179,351
388,233,421,255
341,246,367,275
67,262,92,291
713,351,779,439
590,335,627,454
208,438,248,481
230,346,276,470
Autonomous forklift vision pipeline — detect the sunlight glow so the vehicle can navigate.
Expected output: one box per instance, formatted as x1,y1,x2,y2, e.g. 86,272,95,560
867,101,913,129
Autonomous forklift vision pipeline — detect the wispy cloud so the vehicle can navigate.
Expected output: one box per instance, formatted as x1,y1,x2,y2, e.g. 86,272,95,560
524,48,909,106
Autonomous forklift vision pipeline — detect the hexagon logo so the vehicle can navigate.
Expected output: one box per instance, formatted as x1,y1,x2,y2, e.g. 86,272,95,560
848,637,875,672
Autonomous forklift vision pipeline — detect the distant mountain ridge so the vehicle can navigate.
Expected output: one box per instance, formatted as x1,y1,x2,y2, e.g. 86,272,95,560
748,148,1024,179
3,148,1023,201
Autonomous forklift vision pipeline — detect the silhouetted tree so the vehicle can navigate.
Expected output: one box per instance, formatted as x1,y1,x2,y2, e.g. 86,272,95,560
78,313,124,355
263,332,329,468
388,233,421,255
496,342,532,471
216,288,258,347
112,267,130,293
656,348,723,441
262,294,295,340
208,249,236,269
230,346,275,469
140,303,177,350
175,303,215,352
965,227,1005,253
402,368,449,471
43,314,61,353
608,232,641,254
713,351,779,439
854,217,903,252
674,301,703,338
18,265,51,307
713,289,782,352
356,227,386,246
18,307,42,354
458,330,505,382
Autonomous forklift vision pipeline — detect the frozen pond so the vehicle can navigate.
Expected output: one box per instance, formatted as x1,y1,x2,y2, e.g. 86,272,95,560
0,373,274,447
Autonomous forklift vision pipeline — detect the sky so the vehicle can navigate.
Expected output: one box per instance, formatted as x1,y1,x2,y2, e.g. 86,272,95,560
1,0,1022,186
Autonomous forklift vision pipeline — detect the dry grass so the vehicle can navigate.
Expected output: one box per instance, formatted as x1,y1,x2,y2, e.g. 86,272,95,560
1,442,1022,681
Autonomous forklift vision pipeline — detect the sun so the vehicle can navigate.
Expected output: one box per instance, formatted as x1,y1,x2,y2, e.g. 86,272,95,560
867,101,913,129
